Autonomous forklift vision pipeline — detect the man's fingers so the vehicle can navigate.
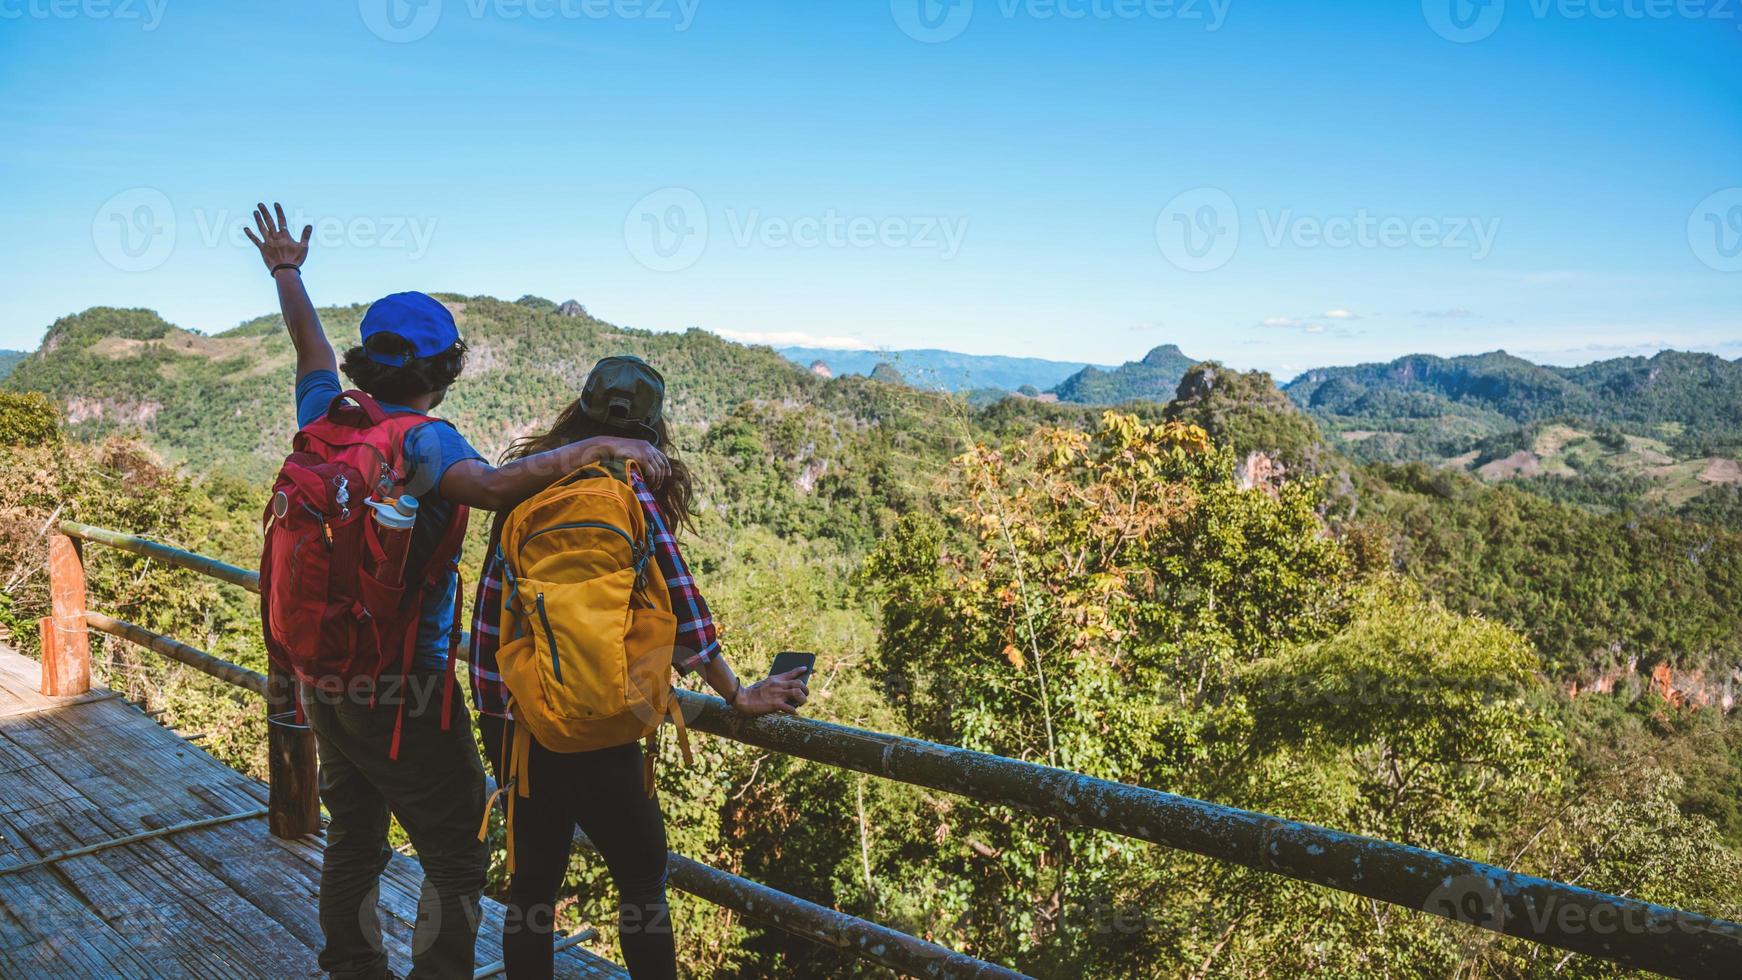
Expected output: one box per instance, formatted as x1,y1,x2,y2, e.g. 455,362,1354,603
257,203,275,234
273,202,287,234
299,225,313,246
243,227,263,248
253,207,270,239
774,668,807,681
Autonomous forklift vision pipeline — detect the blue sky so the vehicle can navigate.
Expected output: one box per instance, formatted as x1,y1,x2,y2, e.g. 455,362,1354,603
1,0,1738,378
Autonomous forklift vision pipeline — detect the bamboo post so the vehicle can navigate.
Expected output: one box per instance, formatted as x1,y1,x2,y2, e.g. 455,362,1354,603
267,709,320,838
266,652,318,838
42,533,90,696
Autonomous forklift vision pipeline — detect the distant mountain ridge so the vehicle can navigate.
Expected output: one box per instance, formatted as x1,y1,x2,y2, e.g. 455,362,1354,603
778,346,1104,394
0,351,23,382
10,298,1742,489
1050,344,1199,404
5,298,830,479
1285,349,1742,458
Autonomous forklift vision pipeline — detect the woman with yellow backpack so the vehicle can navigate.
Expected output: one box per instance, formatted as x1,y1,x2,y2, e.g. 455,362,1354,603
468,355,810,979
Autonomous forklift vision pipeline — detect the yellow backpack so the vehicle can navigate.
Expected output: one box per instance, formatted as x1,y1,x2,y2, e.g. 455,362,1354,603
484,461,692,865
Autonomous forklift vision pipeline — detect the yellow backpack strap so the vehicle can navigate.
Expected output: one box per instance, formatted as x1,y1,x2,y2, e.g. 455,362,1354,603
477,777,506,843
641,693,694,799
671,696,693,767
477,712,530,874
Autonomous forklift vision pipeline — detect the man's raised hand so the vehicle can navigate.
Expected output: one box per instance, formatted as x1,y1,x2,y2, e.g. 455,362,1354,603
243,202,312,274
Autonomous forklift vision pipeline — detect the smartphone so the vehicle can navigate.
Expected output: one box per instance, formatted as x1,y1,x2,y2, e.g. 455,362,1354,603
768,650,816,682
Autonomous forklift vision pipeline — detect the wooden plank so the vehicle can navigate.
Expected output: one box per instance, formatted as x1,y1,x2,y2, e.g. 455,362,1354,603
43,534,89,697
0,645,627,979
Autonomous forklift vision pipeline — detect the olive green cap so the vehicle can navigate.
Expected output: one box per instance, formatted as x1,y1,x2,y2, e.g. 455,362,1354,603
581,355,665,441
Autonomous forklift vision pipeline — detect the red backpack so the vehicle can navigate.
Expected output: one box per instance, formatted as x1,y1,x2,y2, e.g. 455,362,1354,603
260,390,470,751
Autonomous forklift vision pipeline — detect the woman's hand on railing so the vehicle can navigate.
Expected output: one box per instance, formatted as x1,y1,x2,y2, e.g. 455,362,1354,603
731,668,809,717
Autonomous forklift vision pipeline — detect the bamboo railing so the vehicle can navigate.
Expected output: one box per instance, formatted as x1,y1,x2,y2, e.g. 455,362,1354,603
37,520,1742,979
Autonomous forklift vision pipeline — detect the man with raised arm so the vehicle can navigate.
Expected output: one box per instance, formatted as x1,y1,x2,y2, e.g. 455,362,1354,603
246,202,667,979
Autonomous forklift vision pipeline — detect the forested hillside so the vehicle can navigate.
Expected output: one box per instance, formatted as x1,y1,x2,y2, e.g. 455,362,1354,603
4,301,1741,977
9,298,824,481
1283,349,1742,513
1050,343,1198,403
1288,349,1742,455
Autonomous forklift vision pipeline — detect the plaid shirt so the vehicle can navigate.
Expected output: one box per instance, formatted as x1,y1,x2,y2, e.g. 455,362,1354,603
468,469,718,719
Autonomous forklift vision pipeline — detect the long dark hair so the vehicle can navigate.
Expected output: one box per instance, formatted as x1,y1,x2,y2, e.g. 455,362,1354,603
503,403,695,532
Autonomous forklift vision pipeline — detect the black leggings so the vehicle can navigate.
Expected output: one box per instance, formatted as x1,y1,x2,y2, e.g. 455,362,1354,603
480,715,676,980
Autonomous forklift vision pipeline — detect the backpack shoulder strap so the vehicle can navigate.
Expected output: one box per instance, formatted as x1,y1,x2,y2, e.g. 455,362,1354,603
323,389,392,427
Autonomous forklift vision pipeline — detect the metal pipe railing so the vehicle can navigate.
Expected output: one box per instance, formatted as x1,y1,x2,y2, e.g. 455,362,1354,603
56,521,1742,978
675,691,1742,979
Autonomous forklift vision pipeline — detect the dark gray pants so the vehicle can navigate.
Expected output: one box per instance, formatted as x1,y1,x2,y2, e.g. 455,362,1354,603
305,675,488,980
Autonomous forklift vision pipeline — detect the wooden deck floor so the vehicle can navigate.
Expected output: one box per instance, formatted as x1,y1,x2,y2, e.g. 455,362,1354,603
0,645,626,978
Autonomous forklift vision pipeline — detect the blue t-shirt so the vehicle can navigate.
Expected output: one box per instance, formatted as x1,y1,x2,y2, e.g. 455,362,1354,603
295,370,482,670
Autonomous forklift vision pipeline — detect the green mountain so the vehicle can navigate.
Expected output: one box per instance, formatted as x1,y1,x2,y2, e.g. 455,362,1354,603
778,346,1103,392
0,351,24,382
6,298,830,479
1285,349,1742,511
1286,349,1742,455
1050,344,1199,404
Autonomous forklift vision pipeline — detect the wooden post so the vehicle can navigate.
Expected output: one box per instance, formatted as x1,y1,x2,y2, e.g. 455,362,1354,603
267,708,320,838
265,662,319,838
43,533,90,696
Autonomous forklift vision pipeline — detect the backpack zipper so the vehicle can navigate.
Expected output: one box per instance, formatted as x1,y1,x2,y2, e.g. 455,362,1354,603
535,592,562,684
518,520,635,557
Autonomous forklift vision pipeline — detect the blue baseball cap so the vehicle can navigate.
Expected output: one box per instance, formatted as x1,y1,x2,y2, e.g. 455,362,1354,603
358,292,459,366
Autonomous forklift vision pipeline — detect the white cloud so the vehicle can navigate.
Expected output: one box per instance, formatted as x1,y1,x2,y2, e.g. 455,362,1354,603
1260,313,1336,332
709,328,876,350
